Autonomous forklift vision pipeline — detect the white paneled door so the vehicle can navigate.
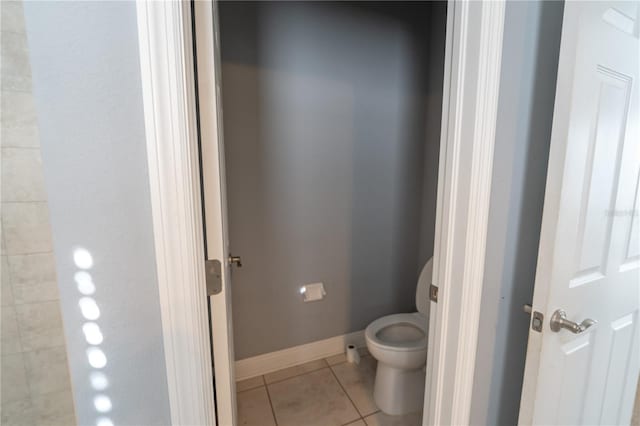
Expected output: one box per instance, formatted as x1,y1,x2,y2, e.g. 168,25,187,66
519,1,640,425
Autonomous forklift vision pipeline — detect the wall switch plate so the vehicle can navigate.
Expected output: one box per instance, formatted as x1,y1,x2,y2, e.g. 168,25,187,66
300,282,326,302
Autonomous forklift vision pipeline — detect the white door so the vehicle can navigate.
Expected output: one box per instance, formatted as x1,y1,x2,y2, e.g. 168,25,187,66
519,1,640,425
193,2,237,426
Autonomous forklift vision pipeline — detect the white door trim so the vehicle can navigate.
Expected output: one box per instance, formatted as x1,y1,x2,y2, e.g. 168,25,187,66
193,1,237,425
427,2,506,425
135,2,216,425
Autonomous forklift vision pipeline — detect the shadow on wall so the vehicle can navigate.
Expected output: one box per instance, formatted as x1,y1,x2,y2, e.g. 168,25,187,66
494,3,565,425
218,1,446,359
471,1,565,425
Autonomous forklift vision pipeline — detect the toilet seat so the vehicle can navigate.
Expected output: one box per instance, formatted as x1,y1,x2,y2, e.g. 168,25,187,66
365,312,427,352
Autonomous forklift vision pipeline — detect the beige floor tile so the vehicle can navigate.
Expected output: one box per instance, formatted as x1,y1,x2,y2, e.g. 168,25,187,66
1,114,39,148
24,346,71,396
345,420,367,426
0,398,36,426
2,202,53,255
0,91,39,148
8,253,59,304
326,352,347,366
15,301,65,351
1,354,30,402
1,255,14,305
363,410,422,426
264,358,328,384
0,32,30,88
1,148,47,202
331,355,378,416
1,221,6,255
1,70,32,93
32,389,76,426
268,368,360,426
1,306,22,354
0,1,27,35
236,375,265,392
237,386,276,426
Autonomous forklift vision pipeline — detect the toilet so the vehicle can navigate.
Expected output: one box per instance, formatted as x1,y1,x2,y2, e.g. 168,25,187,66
365,257,432,416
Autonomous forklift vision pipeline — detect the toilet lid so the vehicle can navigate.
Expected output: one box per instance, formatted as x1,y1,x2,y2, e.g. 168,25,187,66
416,257,433,315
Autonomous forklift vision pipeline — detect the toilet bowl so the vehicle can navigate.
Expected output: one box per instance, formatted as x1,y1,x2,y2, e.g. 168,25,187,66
365,258,432,416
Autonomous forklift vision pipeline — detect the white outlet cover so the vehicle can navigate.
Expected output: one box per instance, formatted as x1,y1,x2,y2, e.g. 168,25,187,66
301,282,326,302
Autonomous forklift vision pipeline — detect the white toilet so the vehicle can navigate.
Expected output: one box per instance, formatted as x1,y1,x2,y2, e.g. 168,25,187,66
365,257,432,416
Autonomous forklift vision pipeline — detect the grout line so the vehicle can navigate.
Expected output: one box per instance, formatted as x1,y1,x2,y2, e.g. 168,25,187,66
11,305,31,397
254,354,372,388
0,200,50,204
0,29,29,37
3,250,55,257
239,358,375,426
4,251,55,258
262,359,330,386
263,377,279,426
0,146,40,151
0,87,34,95
341,418,365,426
236,376,266,393
2,296,62,307
236,360,334,392
327,358,347,367
235,384,264,395
328,363,364,421
365,410,381,418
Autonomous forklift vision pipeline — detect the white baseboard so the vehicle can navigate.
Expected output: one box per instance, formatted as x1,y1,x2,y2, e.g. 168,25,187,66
235,330,366,381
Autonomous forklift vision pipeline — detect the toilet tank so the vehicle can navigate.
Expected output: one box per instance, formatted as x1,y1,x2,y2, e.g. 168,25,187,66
416,257,433,315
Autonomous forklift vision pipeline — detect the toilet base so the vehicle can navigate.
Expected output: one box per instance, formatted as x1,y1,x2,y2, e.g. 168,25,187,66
373,362,425,416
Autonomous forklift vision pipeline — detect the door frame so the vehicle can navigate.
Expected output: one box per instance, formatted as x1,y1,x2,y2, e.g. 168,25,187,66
135,1,506,425
135,1,216,425
425,1,506,425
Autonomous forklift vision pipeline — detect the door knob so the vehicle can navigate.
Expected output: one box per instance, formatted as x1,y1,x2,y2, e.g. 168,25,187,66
549,309,596,334
228,255,242,267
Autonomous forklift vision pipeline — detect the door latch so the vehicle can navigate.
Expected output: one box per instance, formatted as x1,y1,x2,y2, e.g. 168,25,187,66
531,310,544,332
429,284,438,303
205,259,222,295
228,254,242,267
523,304,543,332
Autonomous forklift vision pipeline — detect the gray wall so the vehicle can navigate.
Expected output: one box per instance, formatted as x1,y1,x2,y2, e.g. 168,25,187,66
470,2,564,425
418,3,447,269
219,2,446,359
23,2,172,425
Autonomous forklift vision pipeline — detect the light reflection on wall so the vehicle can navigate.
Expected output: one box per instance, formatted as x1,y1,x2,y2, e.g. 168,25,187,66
74,248,113,426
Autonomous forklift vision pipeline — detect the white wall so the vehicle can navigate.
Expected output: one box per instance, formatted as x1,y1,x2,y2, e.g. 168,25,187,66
23,2,172,424
470,2,564,424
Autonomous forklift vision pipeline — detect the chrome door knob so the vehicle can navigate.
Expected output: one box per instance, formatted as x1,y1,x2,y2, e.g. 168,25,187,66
549,309,596,334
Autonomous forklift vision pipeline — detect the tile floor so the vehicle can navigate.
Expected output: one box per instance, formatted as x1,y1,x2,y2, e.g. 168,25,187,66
236,348,422,426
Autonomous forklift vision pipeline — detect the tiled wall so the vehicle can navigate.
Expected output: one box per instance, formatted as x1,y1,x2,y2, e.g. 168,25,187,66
1,1,76,424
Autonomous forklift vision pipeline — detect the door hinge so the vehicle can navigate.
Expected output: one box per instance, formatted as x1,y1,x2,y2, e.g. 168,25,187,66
429,284,438,303
205,259,222,295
